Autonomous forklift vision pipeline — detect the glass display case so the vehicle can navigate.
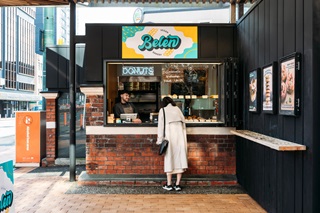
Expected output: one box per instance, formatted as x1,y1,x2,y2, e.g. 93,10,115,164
160,63,224,123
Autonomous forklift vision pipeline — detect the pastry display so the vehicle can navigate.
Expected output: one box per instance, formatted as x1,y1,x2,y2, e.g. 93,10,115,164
249,78,257,103
185,116,209,122
280,64,294,103
265,74,271,105
281,82,287,102
286,72,294,94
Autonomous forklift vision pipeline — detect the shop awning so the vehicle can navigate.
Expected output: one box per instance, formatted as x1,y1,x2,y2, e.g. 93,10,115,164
0,0,256,7
0,91,42,102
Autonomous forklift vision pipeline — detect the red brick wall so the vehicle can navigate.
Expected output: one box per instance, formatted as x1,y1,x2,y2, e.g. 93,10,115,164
86,134,236,175
44,98,57,166
85,95,104,126
84,93,236,176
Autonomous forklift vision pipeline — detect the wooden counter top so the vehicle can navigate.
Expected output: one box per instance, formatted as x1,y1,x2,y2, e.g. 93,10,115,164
230,130,306,151
86,126,235,135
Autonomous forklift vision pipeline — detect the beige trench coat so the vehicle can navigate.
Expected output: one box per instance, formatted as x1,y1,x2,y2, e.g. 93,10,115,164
157,104,188,173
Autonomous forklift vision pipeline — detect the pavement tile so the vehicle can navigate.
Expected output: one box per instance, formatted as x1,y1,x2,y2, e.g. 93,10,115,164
13,166,266,213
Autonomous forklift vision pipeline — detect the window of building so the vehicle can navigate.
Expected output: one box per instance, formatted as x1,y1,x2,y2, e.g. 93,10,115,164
57,93,86,158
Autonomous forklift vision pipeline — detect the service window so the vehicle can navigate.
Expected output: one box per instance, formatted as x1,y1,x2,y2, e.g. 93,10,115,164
105,62,225,124
160,63,224,124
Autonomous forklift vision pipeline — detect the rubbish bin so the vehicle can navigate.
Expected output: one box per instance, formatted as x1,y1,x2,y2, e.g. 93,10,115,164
15,111,46,167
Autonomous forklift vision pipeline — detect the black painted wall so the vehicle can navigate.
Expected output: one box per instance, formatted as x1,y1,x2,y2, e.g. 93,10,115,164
46,46,84,91
237,0,320,212
83,24,237,84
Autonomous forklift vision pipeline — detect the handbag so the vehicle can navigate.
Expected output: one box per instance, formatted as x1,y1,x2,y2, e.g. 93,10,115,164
159,108,169,155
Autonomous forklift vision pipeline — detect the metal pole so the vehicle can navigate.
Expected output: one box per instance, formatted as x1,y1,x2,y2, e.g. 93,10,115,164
69,0,76,182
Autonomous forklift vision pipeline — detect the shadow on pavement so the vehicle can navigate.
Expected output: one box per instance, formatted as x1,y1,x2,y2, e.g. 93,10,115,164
16,165,247,195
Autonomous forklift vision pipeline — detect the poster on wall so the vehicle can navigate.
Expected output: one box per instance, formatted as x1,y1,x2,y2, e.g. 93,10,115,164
249,69,260,113
279,52,301,116
262,62,277,114
122,26,198,59
0,160,14,213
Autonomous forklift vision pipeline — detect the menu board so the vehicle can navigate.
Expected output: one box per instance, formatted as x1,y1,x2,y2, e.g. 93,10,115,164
170,69,207,96
162,68,184,83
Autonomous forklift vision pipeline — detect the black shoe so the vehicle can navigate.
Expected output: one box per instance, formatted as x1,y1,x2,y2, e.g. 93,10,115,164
174,184,182,191
162,184,173,191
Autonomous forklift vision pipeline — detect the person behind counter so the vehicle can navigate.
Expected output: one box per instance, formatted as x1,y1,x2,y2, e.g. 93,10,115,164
156,97,188,191
113,90,142,123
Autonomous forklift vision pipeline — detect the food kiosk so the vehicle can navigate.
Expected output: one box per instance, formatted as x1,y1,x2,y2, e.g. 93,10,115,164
78,24,238,182
45,24,239,184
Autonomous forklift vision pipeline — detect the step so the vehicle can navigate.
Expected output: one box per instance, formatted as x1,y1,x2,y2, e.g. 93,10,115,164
78,172,237,186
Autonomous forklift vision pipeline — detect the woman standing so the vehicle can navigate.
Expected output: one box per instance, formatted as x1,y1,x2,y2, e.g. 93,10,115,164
156,97,188,191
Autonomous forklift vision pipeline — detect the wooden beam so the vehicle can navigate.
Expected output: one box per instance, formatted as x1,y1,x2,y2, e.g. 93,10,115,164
230,1,236,23
238,2,244,19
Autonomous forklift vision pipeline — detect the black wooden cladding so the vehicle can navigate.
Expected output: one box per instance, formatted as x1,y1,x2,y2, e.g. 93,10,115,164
237,0,319,212
46,48,83,91
83,24,237,84
46,24,237,87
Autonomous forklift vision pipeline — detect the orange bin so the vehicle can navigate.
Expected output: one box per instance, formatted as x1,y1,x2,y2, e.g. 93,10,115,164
15,111,46,166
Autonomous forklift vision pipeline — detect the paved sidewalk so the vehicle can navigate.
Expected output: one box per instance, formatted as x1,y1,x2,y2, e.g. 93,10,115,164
0,117,15,139
14,166,266,213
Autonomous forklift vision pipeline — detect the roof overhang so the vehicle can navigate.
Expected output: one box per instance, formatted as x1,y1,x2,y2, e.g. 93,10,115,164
0,0,255,7
0,0,69,6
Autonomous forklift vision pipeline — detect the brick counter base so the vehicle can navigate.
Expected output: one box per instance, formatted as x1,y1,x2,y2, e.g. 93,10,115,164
86,134,236,176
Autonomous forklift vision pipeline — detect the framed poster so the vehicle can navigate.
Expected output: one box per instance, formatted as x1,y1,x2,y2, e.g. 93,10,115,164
279,52,301,116
249,68,260,113
262,62,277,114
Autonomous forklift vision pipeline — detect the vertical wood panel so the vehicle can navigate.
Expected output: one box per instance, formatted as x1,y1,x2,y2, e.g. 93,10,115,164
256,3,264,133
258,1,265,66
282,153,295,213
294,152,303,212
270,0,278,62
236,0,316,212
199,27,218,58
268,0,280,138
263,148,270,210
311,0,320,212
58,55,68,89
283,0,296,55
102,26,120,59
254,8,259,68
277,0,284,138
46,48,59,89
217,27,235,58
276,152,283,212
248,9,255,130
85,25,102,82
269,150,278,212
282,0,296,145
264,0,270,63
302,0,315,212
294,0,303,145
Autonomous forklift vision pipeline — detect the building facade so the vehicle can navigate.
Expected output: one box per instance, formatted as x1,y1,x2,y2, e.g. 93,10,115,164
0,7,42,118
35,6,70,92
